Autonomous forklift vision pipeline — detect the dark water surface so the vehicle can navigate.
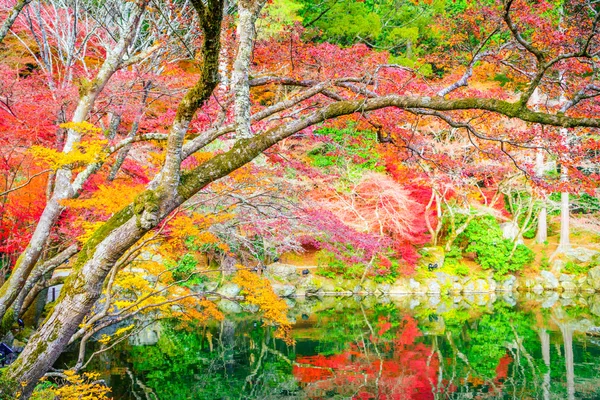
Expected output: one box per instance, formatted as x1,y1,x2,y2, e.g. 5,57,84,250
64,293,600,399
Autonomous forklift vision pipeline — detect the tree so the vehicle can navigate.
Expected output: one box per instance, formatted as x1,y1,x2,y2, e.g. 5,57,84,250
2,0,600,397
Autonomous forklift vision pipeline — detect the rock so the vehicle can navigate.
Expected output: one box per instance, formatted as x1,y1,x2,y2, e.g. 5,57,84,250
474,294,489,306
428,296,441,307
502,293,517,306
500,275,517,292
520,278,537,292
426,280,441,294
217,283,241,298
551,259,566,274
560,274,574,282
272,284,296,297
376,284,391,295
434,272,454,286
419,246,445,269
566,247,600,264
304,279,324,296
450,282,463,294
129,322,162,346
541,292,559,308
362,280,378,294
243,303,260,313
560,298,574,307
588,266,600,290
463,281,474,293
409,298,421,309
560,291,575,300
463,279,489,293
409,278,422,292
540,271,559,290
561,281,577,292
580,283,596,293
218,299,242,314
389,281,411,294
500,222,523,243
436,302,449,314
266,263,299,281
591,301,600,317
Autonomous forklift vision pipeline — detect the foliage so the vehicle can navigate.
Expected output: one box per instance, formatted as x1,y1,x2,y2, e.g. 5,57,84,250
563,260,591,275
40,371,110,400
459,216,534,278
233,269,293,344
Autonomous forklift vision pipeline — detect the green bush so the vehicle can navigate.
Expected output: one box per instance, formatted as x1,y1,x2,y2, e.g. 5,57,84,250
452,263,470,277
316,252,364,279
460,216,534,279
563,261,591,275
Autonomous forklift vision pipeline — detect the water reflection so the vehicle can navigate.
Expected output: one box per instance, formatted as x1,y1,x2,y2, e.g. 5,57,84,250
81,292,600,399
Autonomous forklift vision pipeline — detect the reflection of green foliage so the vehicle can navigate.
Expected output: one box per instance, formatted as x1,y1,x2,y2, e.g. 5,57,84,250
459,217,534,279
129,322,296,400
457,303,543,379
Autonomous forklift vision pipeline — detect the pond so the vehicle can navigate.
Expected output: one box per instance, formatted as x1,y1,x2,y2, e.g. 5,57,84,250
61,293,600,399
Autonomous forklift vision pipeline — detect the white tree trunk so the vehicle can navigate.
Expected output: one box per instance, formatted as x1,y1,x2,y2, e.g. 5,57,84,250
558,161,570,253
560,324,575,400
535,150,548,243
539,328,551,400
231,0,266,139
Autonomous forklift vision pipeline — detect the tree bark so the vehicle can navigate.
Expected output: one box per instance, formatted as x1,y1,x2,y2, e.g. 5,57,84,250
0,0,31,44
231,0,266,139
12,244,78,320
535,150,548,243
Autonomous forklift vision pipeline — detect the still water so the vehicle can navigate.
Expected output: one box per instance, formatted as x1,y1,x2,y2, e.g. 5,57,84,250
69,293,600,399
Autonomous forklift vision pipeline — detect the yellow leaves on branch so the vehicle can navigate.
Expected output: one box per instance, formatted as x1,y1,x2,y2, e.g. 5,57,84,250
59,121,103,136
30,140,107,170
98,324,135,345
29,122,107,170
43,370,111,400
159,212,232,256
61,183,144,243
233,269,294,345
110,270,223,327
63,183,145,214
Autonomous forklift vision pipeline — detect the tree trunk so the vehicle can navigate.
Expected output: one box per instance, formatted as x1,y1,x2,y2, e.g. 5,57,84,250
560,323,575,400
558,190,570,252
535,149,548,243
0,0,30,44
231,0,266,139
539,328,550,400
537,205,548,244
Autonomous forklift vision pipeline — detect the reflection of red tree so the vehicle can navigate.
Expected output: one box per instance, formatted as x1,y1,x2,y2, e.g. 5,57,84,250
293,316,441,399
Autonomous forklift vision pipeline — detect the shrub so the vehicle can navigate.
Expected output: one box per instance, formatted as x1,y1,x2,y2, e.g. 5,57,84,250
563,261,591,275
460,216,534,279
